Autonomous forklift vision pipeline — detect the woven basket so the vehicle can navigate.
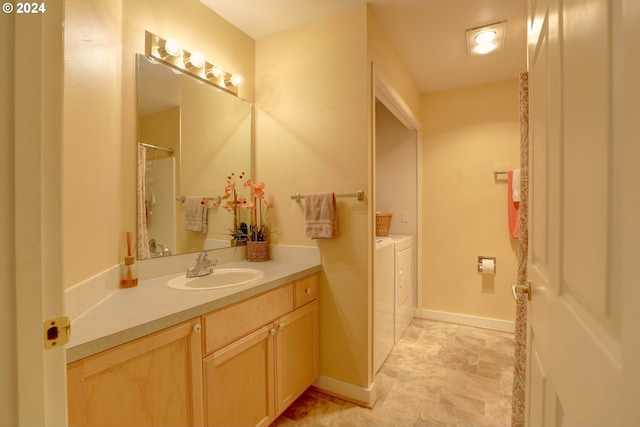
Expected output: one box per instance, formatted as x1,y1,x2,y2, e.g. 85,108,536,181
246,241,269,262
376,213,392,237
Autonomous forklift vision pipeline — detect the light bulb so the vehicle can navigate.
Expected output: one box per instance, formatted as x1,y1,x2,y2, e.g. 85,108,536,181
208,65,226,79
164,38,182,57
189,51,205,68
475,31,497,45
229,73,244,87
474,42,497,54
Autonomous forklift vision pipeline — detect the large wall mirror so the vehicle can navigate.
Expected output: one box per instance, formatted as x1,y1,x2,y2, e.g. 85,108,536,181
136,54,252,259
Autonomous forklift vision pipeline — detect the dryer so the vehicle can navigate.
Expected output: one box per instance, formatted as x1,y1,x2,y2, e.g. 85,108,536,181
374,237,394,373
389,235,414,342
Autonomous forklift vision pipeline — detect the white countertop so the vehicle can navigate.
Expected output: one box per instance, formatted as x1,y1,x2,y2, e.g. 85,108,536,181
67,259,321,363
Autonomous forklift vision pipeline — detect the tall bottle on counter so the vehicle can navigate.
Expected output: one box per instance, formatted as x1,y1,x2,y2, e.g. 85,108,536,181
120,231,138,288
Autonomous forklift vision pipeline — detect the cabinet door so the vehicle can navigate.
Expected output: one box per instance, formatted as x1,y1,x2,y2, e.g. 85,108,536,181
275,300,319,415
203,324,275,427
67,319,204,427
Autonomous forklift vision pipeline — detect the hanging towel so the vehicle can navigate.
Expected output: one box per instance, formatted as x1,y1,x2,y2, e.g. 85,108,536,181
512,168,521,202
507,171,520,239
304,193,339,239
183,196,208,233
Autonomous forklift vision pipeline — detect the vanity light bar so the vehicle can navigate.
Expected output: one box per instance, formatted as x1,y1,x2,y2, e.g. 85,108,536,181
145,31,242,96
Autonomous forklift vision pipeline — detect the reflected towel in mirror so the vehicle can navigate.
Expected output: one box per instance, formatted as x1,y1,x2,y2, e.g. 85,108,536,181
184,196,208,233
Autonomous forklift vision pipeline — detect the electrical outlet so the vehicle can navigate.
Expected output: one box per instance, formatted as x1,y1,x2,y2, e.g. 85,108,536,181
401,211,409,223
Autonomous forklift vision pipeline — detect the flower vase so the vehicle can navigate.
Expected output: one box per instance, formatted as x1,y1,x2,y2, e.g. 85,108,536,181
246,241,269,262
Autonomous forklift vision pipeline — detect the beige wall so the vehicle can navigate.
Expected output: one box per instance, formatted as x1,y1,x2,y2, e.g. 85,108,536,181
63,0,254,288
421,79,520,321
366,8,421,122
139,108,180,160
256,5,372,389
178,81,252,252
64,0,124,288
255,4,423,392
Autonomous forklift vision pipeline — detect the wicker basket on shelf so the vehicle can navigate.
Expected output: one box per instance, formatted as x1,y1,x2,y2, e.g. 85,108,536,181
375,213,392,237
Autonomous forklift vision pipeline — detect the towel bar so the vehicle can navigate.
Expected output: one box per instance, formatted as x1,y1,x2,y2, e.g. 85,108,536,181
176,196,222,203
291,190,365,202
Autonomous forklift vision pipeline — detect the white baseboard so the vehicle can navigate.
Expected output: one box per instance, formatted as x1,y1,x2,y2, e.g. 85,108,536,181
312,375,377,407
415,308,515,333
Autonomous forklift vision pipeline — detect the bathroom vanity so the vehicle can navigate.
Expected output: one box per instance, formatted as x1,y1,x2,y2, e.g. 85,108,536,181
66,263,319,427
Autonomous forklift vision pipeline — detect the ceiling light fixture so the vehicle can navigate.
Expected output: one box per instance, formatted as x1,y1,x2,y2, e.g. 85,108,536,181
145,31,243,96
475,41,497,55
475,31,496,45
466,21,506,57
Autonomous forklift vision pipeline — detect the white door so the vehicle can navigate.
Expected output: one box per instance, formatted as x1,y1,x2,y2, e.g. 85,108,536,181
526,0,639,426
4,4,68,426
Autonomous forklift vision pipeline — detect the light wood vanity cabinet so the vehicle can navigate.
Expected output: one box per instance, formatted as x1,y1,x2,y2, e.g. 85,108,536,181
203,274,319,427
67,273,319,427
67,318,204,427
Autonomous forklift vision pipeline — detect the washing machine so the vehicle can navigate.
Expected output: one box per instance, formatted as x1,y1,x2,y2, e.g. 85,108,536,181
389,235,414,342
374,237,394,373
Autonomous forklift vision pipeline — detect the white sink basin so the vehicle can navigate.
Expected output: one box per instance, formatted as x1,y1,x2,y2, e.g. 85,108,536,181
167,268,265,291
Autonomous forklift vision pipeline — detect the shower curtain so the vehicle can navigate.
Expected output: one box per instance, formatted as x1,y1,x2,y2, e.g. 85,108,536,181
137,144,151,259
511,71,529,427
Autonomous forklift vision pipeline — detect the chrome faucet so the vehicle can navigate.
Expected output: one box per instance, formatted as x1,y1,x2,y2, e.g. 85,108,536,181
186,251,216,278
149,239,172,257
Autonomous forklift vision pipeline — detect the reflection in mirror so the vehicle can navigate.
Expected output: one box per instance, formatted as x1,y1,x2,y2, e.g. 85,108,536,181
136,54,252,260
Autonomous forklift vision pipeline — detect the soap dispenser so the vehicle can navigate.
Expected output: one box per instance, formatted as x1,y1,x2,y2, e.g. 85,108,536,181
120,232,138,288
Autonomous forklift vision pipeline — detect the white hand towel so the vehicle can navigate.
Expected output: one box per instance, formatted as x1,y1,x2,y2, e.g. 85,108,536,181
183,196,208,233
511,169,521,202
304,193,339,239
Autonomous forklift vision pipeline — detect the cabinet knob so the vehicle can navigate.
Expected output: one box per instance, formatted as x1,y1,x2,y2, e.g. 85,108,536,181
270,328,277,336
278,322,285,330
193,324,201,333
306,288,312,294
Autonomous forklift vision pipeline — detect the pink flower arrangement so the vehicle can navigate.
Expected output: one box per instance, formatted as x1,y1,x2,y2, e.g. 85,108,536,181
221,172,273,242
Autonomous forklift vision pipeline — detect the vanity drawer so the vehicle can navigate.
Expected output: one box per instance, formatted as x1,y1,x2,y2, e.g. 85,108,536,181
294,274,318,308
203,284,294,355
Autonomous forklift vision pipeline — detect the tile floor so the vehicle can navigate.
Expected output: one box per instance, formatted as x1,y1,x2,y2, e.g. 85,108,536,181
271,318,515,427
